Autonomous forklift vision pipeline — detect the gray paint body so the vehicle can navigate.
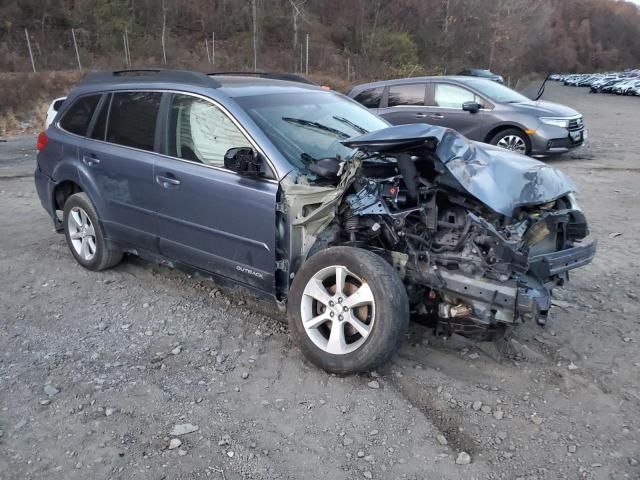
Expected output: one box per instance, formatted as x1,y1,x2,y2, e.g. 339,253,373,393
34,71,587,303
347,76,585,156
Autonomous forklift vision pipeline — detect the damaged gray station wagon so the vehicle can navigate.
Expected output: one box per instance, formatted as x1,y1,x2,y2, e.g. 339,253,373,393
35,70,596,373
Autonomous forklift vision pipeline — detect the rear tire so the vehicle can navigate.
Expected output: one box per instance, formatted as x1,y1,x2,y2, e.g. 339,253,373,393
489,128,531,155
288,246,409,374
63,192,122,271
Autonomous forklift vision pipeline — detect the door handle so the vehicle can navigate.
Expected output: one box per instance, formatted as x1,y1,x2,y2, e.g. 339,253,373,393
82,154,100,166
427,113,444,120
156,174,181,188
415,113,428,119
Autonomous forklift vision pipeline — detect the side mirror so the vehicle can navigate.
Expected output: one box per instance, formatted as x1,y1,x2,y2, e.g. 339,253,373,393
224,147,264,177
462,101,481,114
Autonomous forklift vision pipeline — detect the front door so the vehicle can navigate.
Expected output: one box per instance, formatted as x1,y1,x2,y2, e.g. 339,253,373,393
154,92,278,293
423,82,488,140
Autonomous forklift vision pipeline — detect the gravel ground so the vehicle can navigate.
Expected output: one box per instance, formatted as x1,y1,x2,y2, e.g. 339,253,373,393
1,83,639,480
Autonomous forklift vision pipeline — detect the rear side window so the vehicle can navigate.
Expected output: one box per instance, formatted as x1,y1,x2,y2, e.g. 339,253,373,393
59,95,101,136
106,92,162,151
387,84,426,107
353,87,383,108
166,93,251,167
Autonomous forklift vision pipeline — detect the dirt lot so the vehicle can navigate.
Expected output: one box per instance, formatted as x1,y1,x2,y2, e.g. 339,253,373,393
1,83,639,480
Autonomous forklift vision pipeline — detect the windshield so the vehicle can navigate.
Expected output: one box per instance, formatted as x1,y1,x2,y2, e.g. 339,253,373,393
235,91,388,169
463,78,530,103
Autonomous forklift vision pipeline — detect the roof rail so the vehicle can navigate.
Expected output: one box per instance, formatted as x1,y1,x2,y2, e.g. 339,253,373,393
79,69,220,88
207,71,317,85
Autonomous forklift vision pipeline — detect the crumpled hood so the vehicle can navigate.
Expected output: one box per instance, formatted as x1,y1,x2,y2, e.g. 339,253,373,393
342,124,576,217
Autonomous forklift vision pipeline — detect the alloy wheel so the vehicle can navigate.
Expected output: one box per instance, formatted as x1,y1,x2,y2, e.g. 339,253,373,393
67,206,97,261
300,265,375,355
496,135,527,154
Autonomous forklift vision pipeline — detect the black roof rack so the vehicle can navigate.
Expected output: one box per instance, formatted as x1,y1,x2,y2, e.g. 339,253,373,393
207,71,317,85
79,69,220,88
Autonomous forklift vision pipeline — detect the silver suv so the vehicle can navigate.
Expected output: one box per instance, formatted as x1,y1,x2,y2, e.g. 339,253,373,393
348,76,585,156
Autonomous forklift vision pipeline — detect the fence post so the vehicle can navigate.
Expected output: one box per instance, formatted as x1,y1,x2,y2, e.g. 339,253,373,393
72,28,82,70
305,33,309,75
125,29,132,66
123,32,127,66
205,38,211,63
251,0,257,69
24,28,36,72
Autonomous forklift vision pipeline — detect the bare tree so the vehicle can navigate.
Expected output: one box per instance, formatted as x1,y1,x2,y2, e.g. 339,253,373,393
161,0,167,64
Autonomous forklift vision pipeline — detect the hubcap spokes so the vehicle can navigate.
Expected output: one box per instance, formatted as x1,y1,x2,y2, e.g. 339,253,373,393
497,135,526,154
68,207,97,261
301,265,375,355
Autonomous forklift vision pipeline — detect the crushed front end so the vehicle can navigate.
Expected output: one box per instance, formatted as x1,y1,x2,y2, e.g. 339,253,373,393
290,124,596,336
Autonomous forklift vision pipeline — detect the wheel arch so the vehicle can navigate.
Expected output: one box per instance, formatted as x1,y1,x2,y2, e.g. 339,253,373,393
483,124,530,145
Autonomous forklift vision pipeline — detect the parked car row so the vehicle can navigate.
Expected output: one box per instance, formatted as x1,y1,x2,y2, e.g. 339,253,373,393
551,71,640,95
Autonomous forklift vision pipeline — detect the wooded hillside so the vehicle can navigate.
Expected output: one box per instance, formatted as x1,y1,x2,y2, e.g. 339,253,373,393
1,0,640,82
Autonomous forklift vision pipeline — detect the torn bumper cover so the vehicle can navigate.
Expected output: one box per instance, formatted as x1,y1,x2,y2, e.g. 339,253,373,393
409,237,596,326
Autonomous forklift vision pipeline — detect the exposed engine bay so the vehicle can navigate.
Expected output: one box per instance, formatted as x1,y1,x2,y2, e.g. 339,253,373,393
281,124,596,336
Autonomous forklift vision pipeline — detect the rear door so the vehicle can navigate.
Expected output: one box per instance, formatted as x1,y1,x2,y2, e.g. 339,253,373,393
423,82,489,140
376,83,430,125
80,91,161,251
153,92,278,293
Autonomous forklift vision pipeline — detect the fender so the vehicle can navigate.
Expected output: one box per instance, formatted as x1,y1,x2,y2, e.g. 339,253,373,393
50,160,110,236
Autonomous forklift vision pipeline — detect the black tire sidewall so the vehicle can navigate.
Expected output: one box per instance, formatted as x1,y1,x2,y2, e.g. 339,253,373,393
287,246,409,374
62,193,108,271
490,128,531,155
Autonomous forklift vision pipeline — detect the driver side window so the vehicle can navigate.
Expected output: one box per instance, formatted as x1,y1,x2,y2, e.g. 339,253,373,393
167,94,252,167
432,83,478,109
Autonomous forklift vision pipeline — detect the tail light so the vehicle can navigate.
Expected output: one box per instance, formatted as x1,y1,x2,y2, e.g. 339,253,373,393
36,132,48,151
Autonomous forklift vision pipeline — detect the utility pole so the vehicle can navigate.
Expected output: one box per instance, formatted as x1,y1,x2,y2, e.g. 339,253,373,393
24,28,36,72
71,28,82,70
212,32,215,66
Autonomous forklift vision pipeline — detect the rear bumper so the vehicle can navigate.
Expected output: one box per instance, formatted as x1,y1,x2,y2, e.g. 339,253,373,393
34,167,59,226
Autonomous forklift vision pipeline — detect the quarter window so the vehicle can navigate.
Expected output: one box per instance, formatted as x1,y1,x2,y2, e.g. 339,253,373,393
354,87,383,108
106,92,161,151
59,95,101,136
432,84,477,108
89,94,111,141
387,84,426,107
166,94,251,167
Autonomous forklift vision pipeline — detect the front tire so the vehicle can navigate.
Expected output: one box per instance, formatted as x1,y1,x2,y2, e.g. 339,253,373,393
489,128,531,155
63,192,122,271
288,246,409,374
